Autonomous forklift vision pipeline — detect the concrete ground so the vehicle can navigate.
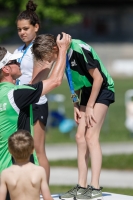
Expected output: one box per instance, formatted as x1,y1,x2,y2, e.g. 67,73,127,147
50,167,133,188
46,142,133,160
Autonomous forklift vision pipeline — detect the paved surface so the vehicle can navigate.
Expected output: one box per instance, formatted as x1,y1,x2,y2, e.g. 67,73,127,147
46,142,133,160
50,167,133,188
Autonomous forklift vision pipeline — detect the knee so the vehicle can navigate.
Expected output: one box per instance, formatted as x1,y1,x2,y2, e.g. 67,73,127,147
75,132,85,144
85,133,99,149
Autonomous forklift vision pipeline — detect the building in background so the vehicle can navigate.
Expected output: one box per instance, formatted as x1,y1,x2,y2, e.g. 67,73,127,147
49,0,133,43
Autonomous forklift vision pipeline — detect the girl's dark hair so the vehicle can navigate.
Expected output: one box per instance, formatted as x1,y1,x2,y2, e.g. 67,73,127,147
16,0,40,28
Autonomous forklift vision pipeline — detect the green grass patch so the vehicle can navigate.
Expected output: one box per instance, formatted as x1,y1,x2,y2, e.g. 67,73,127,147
49,185,133,196
46,77,133,143
49,154,133,170
102,154,133,170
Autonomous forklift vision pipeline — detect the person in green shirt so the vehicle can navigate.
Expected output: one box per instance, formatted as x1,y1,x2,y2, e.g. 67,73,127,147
0,32,71,200
32,34,115,200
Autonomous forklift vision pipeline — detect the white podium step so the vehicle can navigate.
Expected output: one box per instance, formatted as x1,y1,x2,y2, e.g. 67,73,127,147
50,193,133,200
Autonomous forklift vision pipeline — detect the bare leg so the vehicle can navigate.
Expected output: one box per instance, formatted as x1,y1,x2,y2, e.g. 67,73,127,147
85,103,108,189
33,120,50,184
76,106,89,188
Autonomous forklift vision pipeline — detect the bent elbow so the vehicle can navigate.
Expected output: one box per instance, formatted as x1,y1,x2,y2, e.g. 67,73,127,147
57,79,62,86
53,79,62,88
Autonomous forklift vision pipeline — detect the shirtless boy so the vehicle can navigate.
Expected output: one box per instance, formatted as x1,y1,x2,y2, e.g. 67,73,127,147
0,129,53,200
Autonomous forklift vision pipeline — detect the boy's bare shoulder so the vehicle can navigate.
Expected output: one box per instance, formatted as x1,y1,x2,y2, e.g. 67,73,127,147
1,165,15,173
34,165,45,173
33,165,46,178
27,163,45,172
0,165,15,178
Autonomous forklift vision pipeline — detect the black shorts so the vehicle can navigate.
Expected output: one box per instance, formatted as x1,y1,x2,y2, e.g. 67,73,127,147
80,87,115,107
32,101,48,126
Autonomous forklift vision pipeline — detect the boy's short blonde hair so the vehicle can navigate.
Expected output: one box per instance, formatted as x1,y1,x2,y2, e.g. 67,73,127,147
8,129,34,160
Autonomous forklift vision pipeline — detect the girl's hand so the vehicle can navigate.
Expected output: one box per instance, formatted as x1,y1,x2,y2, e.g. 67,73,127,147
85,106,97,128
74,104,81,124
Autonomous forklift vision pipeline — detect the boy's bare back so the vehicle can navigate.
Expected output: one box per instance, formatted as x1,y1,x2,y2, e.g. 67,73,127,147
0,162,53,200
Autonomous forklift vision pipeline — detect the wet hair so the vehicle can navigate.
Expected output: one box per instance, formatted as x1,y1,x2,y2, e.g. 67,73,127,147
8,129,34,160
32,34,57,61
16,0,40,28
0,47,7,81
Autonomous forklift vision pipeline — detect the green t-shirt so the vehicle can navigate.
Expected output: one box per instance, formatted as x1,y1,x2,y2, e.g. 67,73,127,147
0,82,42,172
67,39,114,92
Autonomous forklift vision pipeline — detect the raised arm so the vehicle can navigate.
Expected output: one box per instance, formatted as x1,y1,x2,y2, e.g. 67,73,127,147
41,32,71,96
31,59,54,84
0,171,7,200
